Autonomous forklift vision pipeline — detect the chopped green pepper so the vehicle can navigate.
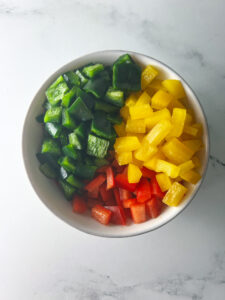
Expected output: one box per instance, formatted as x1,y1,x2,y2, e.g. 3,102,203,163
75,70,88,86
45,122,62,138
76,87,95,110
62,144,82,160
107,112,122,124
105,87,124,107
63,71,80,87
82,64,104,78
91,111,113,140
36,152,59,170
59,131,69,146
66,174,84,189
68,132,83,150
75,163,97,179
83,76,109,98
46,75,69,105
87,134,110,158
60,166,69,179
68,97,93,121
41,139,61,156
58,156,77,173
61,86,77,107
62,109,77,130
94,100,118,113
94,158,109,167
44,107,62,123
59,180,76,200
39,162,57,179
74,122,88,140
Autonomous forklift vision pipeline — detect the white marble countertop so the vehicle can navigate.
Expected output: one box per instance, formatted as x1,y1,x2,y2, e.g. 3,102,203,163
1,0,225,299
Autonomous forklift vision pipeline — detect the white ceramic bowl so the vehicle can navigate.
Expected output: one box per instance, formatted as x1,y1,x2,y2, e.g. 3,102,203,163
22,50,209,238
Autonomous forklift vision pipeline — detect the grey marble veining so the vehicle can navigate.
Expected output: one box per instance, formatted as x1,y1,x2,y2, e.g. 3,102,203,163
0,0,225,299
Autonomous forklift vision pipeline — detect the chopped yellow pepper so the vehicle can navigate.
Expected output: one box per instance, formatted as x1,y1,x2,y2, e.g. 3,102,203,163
116,151,133,166
143,152,166,171
162,138,193,164
141,65,158,90
134,140,158,161
127,133,145,142
114,122,126,137
126,119,146,133
163,182,187,206
114,136,141,153
132,156,143,168
151,90,174,110
156,173,172,192
192,156,201,168
180,170,201,184
183,139,202,155
166,108,186,139
179,160,195,175
149,79,164,91
183,125,199,137
155,160,180,178
168,98,185,111
136,91,151,106
129,104,153,120
125,93,137,107
128,163,142,183
162,80,186,99
144,119,172,146
184,113,193,125
145,108,171,130
120,106,130,121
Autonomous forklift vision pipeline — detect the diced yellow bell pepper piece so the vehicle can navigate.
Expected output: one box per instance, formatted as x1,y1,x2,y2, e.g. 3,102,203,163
166,108,187,138
120,106,130,121
156,173,172,192
184,113,193,125
126,119,146,133
141,65,158,90
114,122,126,137
179,160,195,175
162,138,193,164
168,98,185,111
143,152,165,171
125,93,138,107
128,163,142,183
136,91,151,106
176,176,183,182
180,170,201,184
163,182,187,206
114,136,141,153
149,79,164,91
116,151,133,166
183,139,202,155
151,90,174,110
134,139,158,162
156,160,180,178
127,133,145,142
192,123,203,137
129,104,153,120
183,125,199,137
132,156,143,168
162,80,186,99
145,108,171,130
144,119,172,146
192,156,201,168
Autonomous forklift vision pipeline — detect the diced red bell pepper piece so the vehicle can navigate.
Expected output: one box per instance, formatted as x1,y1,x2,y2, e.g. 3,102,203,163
150,176,165,199
141,167,156,180
96,165,108,173
88,189,99,199
146,197,162,218
130,203,146,223
99,183,115,205
72,195,87,214
136,178,152,203
105,206,126,225
113,188,122,207
119,188,133,200
124,208,132,219
85,174,106,192
106,166,115,190
92,205,112,225
123,198,137,208
87,198,103,209
112,159,126,173
115,174,137,192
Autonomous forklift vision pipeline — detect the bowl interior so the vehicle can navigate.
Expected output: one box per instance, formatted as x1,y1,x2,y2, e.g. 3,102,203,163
22,50,209,237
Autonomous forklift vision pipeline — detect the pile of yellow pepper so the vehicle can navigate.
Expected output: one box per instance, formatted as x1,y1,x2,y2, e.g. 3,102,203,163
113,65,203,207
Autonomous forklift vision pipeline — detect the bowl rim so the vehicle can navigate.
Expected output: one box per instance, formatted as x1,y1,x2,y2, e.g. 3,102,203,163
22,49,210,238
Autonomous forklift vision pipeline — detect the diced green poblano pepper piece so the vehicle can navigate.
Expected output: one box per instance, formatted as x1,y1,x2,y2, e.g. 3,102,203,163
36,114,44,123
58,156,77,173
62,144,82,160
44,107,62,123
59,180,76,200
68,132,83,150
94,158,109,167
75,70,88,86
83,76,109,98
61,86,77,107
60,166,69,180
105,87,124,107
75,163,97,180
66,174,84,189
82,64,104,78
107,113,122,124
76,87,95,110
94,100,118,113
63,71,80,87
36,152,59,170
45,75,69,105
59,131,69,146
41,139,61,156
74,123,88,140
91,111,113,140
45,122,62,138
39,162,57,179
87,134,110,158
113,54,141,92
68,97,93,121
62,109,77,130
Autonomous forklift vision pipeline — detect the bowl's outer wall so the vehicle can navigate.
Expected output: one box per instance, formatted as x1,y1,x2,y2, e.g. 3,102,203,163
22,50,209,237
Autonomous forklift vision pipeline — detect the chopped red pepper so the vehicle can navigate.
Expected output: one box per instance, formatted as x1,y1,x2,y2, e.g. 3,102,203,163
119,188,133,200
113,188,122,207
150,176,165,199
115,173,137,192
141,167,156,180
96,165,108,173
92,205,112,225
106,166,115,190
99,183,115,205
112,159,126,173
123,198,137,208
136,178,152,203
72,196,87,214
87,198,103,209
105,206,126,225
88,189,99,199
130,203,146,223
85,174,106,193
146,197,162,218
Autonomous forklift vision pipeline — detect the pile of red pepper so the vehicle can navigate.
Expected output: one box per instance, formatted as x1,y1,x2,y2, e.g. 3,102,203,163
72,160,166,225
